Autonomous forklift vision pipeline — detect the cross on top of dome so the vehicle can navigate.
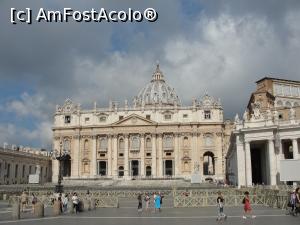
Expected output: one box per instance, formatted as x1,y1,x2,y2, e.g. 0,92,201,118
152,63,165,82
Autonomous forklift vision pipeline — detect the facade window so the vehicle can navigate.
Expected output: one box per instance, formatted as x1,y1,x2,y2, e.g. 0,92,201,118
278,113,283,120
45,167,48,178
63,139,71,154
183,137,189,147
146,115,151,120
100,153,105,157
84,139,89,156
118,166,124,177
146,138,151,148
119,153,124,157
203,152,215,175
85,117,90,123
98,161,107,176
130,136,140,150
204,110,211,119
119,138,124,150
15,164,18,178
7,164,10,177
146,166,151,176
204,134,214,146
99,137,108,151
99,116,107,122
64,115,71,124
163,135,173,149
41,167,43,178
29,165,32,174
183,114,188,118
166,152,172,156
164,114,172,120
146,153,151,157
22,165,25,178
119,116,124,120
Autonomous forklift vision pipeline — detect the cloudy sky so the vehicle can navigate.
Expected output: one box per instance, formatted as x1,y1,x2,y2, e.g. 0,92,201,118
1,0,300,149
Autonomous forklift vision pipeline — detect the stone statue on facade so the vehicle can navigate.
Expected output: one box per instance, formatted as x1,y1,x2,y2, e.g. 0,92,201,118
251,102,261,120
243,110,249,121
266,109,272,121
234,113,240,124
289,107,296,120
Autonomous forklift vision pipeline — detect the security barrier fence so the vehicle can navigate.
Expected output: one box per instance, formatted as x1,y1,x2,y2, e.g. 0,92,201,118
1,186,293,209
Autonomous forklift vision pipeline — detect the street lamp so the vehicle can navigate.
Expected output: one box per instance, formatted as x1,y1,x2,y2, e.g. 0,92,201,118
52,141,66,193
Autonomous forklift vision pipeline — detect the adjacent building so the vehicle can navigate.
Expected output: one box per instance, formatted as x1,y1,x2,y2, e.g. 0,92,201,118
0,146,52,185
227,77,300,187
52,65,230,182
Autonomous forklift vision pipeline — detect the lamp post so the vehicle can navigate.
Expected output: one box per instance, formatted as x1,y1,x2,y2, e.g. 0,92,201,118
52,141,65,193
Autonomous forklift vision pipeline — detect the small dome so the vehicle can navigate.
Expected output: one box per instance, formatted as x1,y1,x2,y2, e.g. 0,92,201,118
133,64,181,107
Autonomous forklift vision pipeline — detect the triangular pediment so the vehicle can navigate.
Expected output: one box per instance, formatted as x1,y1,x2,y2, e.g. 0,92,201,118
112,114,156,126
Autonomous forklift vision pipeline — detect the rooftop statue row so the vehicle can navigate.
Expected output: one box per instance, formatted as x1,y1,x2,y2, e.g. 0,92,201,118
234,101,297,126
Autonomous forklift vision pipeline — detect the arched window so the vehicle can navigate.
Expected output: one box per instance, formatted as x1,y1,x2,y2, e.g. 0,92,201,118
277,100,283,107
99,137,108,150
163,135,173,149
63,139,71,154
146,137,151,149
204,134,214,146
294,102,299,107
83,139,89,156
119,138,124,150
146,166,152,176
118,166,124,177
130,136,140,149
183,137,189,147
203,152,215,175
286,101,292,108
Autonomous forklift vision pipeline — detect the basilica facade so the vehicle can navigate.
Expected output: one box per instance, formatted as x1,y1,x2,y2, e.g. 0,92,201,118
52,65,230,183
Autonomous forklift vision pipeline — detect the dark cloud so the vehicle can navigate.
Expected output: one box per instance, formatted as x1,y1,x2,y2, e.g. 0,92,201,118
0,0,300,147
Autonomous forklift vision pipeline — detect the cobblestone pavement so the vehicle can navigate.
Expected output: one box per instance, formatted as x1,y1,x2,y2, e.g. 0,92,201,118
0,200,299,225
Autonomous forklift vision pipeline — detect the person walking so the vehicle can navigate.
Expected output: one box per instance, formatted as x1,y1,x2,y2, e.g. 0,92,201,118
216,191,227,221
159,192,164,212
295,187,300,216
20,191,28,212
242,191,256,219
137,193,143,213
144,193,150,212
62,194,69,213
31,193,37,214
154,193,161,213
72,192,79,214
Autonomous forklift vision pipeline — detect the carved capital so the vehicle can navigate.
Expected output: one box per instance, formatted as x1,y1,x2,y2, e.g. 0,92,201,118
54,136,61,141
73,135,80,140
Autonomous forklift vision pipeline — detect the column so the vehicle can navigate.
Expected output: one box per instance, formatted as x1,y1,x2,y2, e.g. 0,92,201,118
91,136,97,177
191,132,197,175
268,139,276,186
124,134,129,177
174,133,180,177
107,135,112,177
236,136,246,187
140,134,145,177
71,135,80,178
245,141,252,187
113,135,118,177
157,134,163,177
292,138,299,160
52,139,60,183
151,134,157,177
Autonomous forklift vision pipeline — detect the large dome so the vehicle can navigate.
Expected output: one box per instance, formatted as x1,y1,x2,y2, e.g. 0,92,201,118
133,65,181,107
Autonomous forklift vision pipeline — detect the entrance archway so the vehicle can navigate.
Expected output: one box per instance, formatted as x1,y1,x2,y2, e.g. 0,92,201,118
165,160,173,176
203,152,215,175
62,154,71,177
98,161,107,176
146,166,152,176
251,141,268,185
131,160,139,176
